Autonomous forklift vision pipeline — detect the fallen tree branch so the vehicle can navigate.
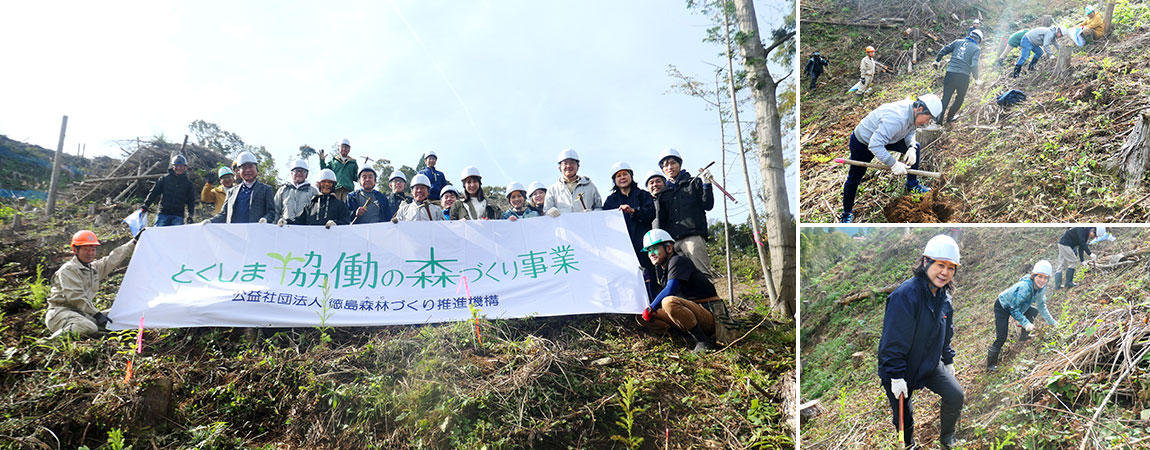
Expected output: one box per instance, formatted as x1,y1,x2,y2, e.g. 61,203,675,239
835,282,900,306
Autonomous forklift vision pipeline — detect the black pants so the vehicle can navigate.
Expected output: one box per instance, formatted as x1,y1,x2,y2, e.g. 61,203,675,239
841,133,920,213
991,299,1038,352
808,72,822,90
939,72,971,124
882,361,965,446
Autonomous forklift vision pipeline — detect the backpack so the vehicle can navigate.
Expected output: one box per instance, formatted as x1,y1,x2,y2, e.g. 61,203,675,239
997,89,1027,106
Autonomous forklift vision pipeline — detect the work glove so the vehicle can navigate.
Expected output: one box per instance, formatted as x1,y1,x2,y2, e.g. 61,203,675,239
859,77,866,85
932,60,941,70
93,312,110,330
277,218,287,227
975,79,983,87
139,205,149,214
390,217,399,223
890,161,908,176
1024,323,1036,332
890,378,908,399
545,207,561,218
186,214,194,223
200,219,211,225
325,220,336,229
258,217,268,224
901,147,918,166
700,170,714,184
133,228,146,242
1089,253,1098,262
945,363,955,377
641,307,654,322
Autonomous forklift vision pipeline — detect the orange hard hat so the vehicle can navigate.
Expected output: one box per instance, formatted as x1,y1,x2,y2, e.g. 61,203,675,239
866,46,876,54
71,230,101,247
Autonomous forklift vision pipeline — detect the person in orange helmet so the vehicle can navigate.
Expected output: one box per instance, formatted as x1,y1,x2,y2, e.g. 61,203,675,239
857,46,888,100
45,230,141,338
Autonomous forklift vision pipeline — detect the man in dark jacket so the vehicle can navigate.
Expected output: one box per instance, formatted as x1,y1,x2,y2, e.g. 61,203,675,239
603,162,657,295
282,169,350,228
206,151,277,224
878,235,964,449
1055,226,1097,289
804,51,829,90
418,151,448,201
346,167,391,224
387,171,413,219
143,154,196,226
655,148,715,280
933,30,982,125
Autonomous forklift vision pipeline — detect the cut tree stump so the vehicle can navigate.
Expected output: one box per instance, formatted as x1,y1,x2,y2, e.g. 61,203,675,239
1053,47,1074,79
917,126,945,150
851,351,869,368
1104,112,1150,192
131,377,173,429
800,399,824,424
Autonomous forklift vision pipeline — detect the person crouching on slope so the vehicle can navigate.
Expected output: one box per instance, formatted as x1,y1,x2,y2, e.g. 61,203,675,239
987,260,1059,372
637,229,730,353
878,234,965,449
839,94,943,223
46,230,140,338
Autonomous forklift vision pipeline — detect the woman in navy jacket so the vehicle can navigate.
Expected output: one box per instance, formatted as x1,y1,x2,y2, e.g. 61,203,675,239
877,234,965,449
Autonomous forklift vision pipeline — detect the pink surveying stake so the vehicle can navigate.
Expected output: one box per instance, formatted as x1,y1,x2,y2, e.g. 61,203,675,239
833,158,943,179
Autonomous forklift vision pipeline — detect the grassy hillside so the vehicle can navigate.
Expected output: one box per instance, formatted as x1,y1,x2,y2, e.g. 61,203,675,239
0,201,794,448
800,227,1150,448
799,0,1150,222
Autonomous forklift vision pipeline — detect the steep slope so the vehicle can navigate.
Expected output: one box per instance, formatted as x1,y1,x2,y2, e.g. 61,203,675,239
800,227,1150,448
799,0,1150,222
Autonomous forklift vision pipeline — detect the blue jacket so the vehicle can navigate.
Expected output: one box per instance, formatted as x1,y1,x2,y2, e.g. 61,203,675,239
877,275,956,389
419,167,448,201
997,276,1055,327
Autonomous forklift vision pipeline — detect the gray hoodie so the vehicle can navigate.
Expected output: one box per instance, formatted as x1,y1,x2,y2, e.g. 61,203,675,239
1025,26,1061,53
543,176,603,213
853,99,918,167
936,37,981,79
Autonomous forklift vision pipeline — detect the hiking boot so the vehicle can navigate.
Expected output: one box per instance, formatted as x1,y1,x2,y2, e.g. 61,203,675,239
1012,64,1022,78
839,211,855,223
1019,328,1030,342
1064,268,1078,289
940,435,959,449
906,180,931,194
1053,271,1063,290
904,442,920,450
1028,59,1039,71
986,347,1001,372
688,325,718,353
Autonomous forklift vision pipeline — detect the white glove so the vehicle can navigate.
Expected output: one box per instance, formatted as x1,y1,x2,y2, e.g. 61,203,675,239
932,61,941,70
890,378,908,399
890,161,908,176
1024,323,1036,332
325,220,336,229
258,217,268,224
545,207,561,218
700,170,714,184
945,363,955,377
901,147,917,166
277,218,287,227
200,219,211,225
975,79,983,87
1089,253,1098,261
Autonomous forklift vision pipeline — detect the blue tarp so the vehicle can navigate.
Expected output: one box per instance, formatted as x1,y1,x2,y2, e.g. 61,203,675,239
0,189,47,200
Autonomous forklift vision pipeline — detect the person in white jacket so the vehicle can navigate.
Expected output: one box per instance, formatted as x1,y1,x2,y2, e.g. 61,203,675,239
394,174,444,221
543,148,602,215
274,160,319,222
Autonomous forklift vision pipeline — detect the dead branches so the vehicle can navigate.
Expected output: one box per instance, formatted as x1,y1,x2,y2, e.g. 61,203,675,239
835,282,900,306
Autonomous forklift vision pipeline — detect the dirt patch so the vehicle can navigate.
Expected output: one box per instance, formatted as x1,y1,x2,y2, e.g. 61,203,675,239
882,192,959,223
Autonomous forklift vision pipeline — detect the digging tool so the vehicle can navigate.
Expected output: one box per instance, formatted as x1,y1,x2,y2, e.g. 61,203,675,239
833,158,942,179
422,200,433,220
697,162,738,203
577,193,587,211
362,155,374,166
898,394,905,445
350,195,375,224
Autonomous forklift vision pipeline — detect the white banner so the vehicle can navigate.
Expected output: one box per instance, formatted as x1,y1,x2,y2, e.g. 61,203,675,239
108,211,647,329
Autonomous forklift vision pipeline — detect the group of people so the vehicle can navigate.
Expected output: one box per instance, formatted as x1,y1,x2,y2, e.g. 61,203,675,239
878,227,1112,448
49,142,736,353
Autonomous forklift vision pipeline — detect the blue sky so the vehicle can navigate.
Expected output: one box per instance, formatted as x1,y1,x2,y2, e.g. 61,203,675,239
0,0,795,220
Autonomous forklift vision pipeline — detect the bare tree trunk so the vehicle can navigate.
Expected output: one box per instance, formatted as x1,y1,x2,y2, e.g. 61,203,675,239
715,72,736,303
1103,2,1117,37
731,0,796,318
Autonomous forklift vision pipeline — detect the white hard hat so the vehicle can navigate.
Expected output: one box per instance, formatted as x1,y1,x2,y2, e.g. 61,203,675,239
917,94,944,119
642,229,675,252
171,154,187,166
923,234,961,266
1032,260,1053,277
389,171,407,183
291,159,309,172
969,29,983,42
425,150,437,158
528,181,547,194
658,148,683,166
411,173,431,188
557,148,580,163
611,161,633,177
441,185,460,197
973,18,981,25
217,166,234,178
340,138,351,147
505,182,526,198
1085,5,1095,15
460,166,482,181
645,169,667,184
319,168,337,183
237,151,258,167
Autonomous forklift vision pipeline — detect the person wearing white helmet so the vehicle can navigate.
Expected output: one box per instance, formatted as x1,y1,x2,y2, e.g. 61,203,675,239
417,150,449,201
394,173,444,222
543,149,603,215
637,229,731,353
839,94,942,223
645,170,667,196
603,162,657,277
142,154,197,226
346,166,391,224
501,182,540,220
280,168,350,228
1015,26,1063,77
274,159,319,223
201,166,235,215
386,171,413,219
527,181,547,215
969,18,981,32
439,185,460,220
987,260,1059,371
208,151,277,224
933,29,982,125
449,166,502,220
656,148,717,281
1054,227,1098,289
877,234,964,450
318,138,358,202
1076,5,1105,44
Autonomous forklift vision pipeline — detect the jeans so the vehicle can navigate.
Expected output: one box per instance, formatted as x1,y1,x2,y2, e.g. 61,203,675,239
940,72,971,124
154,213,185,227
991,299,1038,351
882,361,965,446
841,133,920,213
1017,38,1043,67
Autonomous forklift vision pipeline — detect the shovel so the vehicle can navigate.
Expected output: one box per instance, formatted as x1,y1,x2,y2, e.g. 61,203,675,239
833,158,942,179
